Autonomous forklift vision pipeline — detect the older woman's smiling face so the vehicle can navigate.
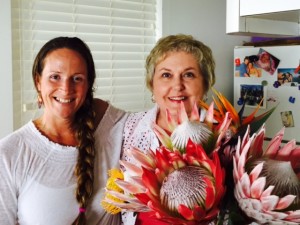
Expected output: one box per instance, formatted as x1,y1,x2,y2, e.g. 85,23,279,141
152,51,205,122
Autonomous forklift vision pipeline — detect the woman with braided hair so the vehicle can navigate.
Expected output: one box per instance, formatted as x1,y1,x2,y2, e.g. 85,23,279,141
0,37,127,225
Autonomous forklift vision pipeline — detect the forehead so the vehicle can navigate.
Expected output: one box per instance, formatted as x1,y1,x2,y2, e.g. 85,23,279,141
41,48,88,75
157,51,196,65
46,48,84,60
43,48,87,67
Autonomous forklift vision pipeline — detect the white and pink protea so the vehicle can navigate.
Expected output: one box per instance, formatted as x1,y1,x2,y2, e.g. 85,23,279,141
233,125,300,224
153,101,233,155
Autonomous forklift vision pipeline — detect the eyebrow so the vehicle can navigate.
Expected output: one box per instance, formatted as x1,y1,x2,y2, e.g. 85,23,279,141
158,66,197,72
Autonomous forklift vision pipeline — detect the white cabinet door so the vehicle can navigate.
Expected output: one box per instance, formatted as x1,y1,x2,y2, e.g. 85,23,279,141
226,0,300,36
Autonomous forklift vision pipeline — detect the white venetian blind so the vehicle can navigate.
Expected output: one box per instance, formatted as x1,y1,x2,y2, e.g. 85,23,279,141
11,0,158,129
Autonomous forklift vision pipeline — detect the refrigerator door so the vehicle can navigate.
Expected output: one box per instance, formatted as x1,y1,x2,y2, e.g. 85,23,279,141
233,45,300,144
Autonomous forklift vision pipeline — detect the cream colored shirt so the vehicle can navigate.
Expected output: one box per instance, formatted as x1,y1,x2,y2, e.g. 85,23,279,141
0,104,127,225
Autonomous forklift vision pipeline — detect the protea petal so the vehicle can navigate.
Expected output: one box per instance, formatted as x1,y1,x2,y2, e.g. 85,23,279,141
250,177,266,199
285,210,300,221
178,101,189,123
249,162,264,183
264,127,285,157
204,102,215,128
155,150,173,173
178,204,195,221
104,189,147,209
190,102,200,121
166,108,178,131
128,147,156,169
275,139,296,160
276,195,296,210
152,123,173,149
141,168,160,197
240,173,251,197
120,160,143,176
248,126,265,159
261,185,275,198
115,179,146,194
261,195,279,211
204,177,216,210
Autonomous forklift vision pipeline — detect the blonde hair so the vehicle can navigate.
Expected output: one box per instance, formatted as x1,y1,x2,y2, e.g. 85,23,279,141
145,34,215,94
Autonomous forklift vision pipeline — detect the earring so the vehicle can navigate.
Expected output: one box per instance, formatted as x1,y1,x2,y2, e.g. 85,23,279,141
202,94,208,102
151,95,156,103
37,93,43,109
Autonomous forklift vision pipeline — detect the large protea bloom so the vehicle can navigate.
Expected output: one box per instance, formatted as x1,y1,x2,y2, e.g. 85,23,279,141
102,102,229,224
233,125,300,224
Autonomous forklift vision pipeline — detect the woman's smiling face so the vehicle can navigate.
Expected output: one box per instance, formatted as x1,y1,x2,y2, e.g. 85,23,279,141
36,48,89,121
152,51,205,119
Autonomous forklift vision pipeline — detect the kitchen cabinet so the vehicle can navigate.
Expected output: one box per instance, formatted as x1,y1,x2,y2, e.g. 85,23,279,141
226,0,300,37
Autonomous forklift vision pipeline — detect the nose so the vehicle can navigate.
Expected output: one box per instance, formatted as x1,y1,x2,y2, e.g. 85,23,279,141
60,79,73,92
173,76,184,91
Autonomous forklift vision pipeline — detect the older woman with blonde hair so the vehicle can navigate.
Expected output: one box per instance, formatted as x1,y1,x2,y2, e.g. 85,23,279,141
121,34,216,225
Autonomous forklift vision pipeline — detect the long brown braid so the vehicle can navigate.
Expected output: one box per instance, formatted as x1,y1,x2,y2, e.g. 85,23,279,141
32,37,96,225
72,89,96,225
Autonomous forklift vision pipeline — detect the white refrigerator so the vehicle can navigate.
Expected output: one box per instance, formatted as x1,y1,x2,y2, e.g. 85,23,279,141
233,45,300,144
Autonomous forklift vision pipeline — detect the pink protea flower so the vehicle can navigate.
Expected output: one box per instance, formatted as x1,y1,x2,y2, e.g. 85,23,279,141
233,125,300,224
102,102,228,224
116,140,226,225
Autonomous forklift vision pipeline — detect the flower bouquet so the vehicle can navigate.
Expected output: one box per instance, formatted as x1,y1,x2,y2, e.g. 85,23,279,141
101,90,300,225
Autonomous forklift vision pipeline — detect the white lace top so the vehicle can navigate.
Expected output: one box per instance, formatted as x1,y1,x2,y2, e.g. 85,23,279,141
122,105,160,160
121,105,160,225
0,104,128,225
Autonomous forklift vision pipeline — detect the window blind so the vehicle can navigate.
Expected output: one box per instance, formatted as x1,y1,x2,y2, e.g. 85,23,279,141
11,0,158,128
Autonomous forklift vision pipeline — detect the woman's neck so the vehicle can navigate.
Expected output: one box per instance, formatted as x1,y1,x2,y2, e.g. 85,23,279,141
33,116,78,146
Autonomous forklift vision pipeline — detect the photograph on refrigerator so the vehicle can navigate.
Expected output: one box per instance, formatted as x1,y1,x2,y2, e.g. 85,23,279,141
239,84,266,108
277,68,300,85
256,48,280,75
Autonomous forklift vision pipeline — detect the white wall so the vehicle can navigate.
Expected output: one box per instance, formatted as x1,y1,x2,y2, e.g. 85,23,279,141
162,0,250,102
0,0,14,138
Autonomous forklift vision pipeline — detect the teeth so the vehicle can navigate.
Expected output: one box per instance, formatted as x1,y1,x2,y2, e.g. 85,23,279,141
169,97,186,101
56,97,72,103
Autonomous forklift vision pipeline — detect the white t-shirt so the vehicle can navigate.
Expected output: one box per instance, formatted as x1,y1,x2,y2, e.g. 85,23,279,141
0,104,128,225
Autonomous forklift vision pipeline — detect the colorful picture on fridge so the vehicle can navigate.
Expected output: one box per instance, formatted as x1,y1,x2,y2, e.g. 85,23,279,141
280,111,294,128
235,56,262,78
239,84,266,108
256,48,280,75
277,68,300,85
